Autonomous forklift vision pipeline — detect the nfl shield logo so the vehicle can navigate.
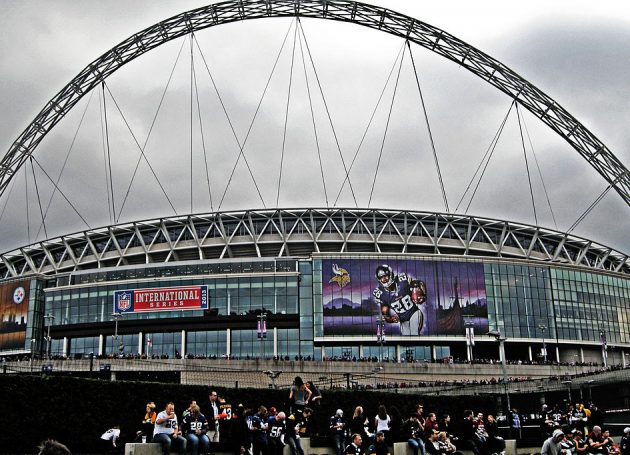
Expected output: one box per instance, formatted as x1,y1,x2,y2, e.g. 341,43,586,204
117,292,132,311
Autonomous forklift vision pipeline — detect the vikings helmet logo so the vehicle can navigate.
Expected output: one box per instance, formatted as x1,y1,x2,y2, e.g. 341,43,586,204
329,264,350,288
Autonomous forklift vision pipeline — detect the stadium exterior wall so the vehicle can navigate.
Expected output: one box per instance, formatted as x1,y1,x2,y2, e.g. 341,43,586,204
0,209,629,367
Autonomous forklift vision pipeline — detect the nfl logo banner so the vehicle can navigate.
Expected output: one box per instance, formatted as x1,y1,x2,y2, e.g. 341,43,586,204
113,285,209,314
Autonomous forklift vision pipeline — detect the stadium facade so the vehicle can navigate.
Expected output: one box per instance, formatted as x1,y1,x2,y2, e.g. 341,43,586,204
1,208,629,366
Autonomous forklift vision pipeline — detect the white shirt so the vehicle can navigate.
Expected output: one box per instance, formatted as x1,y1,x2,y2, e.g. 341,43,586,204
101,428,120,441
154,410,178,436
375,415,391,432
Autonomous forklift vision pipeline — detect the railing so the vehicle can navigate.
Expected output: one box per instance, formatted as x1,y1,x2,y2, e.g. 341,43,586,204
2,356,628,393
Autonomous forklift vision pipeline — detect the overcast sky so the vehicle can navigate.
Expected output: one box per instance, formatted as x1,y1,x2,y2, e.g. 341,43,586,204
1,0,629,255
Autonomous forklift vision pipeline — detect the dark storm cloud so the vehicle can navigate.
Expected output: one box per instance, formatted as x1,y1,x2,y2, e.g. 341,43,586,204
0,1,628,254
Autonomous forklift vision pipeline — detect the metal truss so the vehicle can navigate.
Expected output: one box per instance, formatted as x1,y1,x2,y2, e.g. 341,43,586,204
0,0,628,209
0,208,627,278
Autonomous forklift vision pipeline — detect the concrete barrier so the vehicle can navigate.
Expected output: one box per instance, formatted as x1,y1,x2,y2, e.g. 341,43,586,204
505,439,517,455
124,443,162,455
392,441,476,455
124,439,307,455
302,437,335,455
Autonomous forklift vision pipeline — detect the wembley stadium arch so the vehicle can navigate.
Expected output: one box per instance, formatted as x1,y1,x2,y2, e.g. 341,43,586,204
0,1,629,368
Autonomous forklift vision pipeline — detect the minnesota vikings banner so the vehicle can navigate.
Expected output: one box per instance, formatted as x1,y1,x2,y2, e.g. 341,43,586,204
113,285,209,314
322,259,488,336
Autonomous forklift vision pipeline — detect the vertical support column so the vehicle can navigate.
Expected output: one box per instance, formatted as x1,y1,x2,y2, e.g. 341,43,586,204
226,328,231,357
359,345,364,359
273,327,278,358
396,345,401,362
555,346,560,363
138,332,143,356
528,345,533,362
63,337,69,357
181,329,186,358
431,345,437,362
579,347,584,363
98,334,104,357
498,340,506,364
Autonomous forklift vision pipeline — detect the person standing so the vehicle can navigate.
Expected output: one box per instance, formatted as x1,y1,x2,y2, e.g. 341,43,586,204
153,402,187,455
219,395,234,444
285,411,305,455
207,390,221,443
350,406,372,449
181,404,209,455
249,406,270,455
267,411,287,455
289,376,312,414
306,381,322,409
330,409,347,455
232,405,252,455
508,407,523,440
374,405,391,442
300,407,317,438
403,412,425,455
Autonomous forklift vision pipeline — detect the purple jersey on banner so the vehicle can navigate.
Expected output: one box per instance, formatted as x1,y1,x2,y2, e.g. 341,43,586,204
372,273,417,322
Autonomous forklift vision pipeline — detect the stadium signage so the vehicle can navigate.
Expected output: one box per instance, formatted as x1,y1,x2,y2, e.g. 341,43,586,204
113,285,209,313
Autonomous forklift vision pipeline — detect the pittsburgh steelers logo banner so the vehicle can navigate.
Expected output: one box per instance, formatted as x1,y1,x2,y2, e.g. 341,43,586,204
0,280,30,352
113,285,209,313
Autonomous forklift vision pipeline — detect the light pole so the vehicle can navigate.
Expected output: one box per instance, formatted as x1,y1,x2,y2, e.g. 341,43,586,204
376,315,386,362
464,320,475,362
519,277,532,337
257,312,267,359
538,322,547,363
561,380,572,404
372,366,383,389
30,338,36,372
112,313,124,356
587,379,594,402
43,314,55,360
487,330,510,412
599,330,608,368
146,336,152,358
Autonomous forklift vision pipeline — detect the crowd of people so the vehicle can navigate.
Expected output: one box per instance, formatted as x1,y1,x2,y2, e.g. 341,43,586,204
3,351,627,367
538,401,630,455
124,376,324,455
35,376,630,455
541,426,629,455
130,384,630,455
120,375,514,455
